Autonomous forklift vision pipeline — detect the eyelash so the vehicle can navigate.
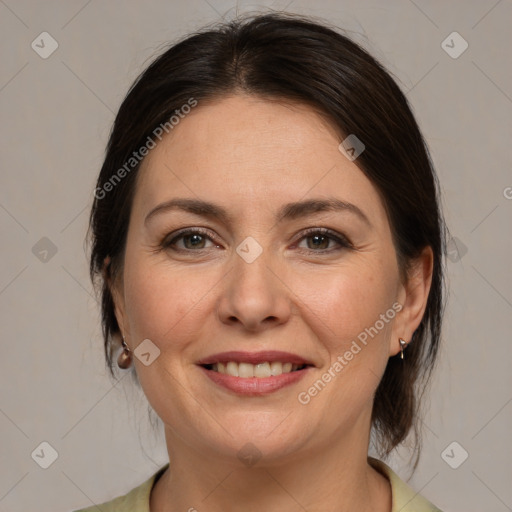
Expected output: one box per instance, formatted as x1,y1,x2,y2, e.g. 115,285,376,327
161,227,353,254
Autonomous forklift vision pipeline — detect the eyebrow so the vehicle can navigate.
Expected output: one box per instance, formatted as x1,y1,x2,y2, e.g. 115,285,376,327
144,197,371,227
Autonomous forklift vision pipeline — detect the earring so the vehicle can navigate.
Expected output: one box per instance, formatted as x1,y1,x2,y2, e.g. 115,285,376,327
399,338,408,360
117,336,132,369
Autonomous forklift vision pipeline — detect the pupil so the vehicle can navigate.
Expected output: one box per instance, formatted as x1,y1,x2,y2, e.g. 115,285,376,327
310,235,327,249
187,234,204,248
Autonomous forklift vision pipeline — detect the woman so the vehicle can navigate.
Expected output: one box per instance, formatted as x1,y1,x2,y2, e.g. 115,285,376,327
77,12,446,512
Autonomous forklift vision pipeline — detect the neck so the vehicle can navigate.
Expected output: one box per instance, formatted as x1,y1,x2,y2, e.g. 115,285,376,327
150,419,391,512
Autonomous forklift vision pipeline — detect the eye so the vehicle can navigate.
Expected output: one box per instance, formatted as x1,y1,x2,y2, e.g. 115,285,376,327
161,227,353,254
162,228,219,251
295,228,353,252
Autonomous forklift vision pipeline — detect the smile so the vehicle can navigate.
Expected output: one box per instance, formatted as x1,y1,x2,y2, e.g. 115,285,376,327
196,350,314,395
204,361,308,378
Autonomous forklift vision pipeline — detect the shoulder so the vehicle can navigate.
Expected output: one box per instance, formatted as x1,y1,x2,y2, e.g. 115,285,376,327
72,464,169,512
368,457,443,512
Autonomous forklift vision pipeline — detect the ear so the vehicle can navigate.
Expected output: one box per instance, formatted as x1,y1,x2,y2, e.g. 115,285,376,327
389,246,434,357
103,256,129,341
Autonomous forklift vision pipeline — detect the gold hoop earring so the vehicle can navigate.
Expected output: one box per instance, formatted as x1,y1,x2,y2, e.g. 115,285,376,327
117,336,132,369
399,338,408,360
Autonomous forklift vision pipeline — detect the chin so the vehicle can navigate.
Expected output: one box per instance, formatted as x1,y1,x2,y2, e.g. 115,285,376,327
196,416,313,465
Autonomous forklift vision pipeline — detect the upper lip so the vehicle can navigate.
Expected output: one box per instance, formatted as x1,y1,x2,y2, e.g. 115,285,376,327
197,350,314,366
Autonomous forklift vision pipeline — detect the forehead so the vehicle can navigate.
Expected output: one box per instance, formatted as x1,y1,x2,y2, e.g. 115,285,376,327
133,94,387,224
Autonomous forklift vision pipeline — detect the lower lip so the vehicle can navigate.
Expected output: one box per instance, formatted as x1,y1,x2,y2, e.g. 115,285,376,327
198,365,311,395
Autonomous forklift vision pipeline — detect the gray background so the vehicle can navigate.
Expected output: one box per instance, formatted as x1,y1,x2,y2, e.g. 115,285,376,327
0,1,511,511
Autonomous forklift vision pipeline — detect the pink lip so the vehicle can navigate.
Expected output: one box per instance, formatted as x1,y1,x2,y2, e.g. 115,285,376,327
198,365,311,395
196,350,314,366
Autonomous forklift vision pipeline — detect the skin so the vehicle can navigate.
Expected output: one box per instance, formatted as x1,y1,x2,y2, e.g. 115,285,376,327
110,94,433,512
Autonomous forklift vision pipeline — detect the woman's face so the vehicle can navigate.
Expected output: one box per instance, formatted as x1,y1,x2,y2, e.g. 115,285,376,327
112,94,429,463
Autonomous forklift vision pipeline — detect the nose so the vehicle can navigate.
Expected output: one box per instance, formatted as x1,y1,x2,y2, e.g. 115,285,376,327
216,243,292,333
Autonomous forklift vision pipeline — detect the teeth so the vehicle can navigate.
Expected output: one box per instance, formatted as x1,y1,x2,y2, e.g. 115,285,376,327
211,361,304,378
270,362,282,376
254,362,271,378
226,361,238,377
238,362,254,378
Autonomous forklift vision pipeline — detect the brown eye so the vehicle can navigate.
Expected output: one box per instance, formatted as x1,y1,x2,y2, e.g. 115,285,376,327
180,233,208,249
162,228,217,251
306,234,330,250
296,228,352,252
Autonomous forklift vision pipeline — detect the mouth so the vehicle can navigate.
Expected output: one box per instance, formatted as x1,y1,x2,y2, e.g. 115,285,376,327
196,350,314,395
201,361,310,378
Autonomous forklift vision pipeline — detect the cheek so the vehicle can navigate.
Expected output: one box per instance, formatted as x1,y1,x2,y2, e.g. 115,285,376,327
298,264,397,348
122,253,220,344
295,268,397,418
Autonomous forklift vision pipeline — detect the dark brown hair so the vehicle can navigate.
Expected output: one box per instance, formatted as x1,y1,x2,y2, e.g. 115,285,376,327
88,11,447,468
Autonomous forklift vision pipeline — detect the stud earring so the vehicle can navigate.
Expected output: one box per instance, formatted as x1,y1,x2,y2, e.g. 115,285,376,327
117,336,132,369
399,338,408,360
